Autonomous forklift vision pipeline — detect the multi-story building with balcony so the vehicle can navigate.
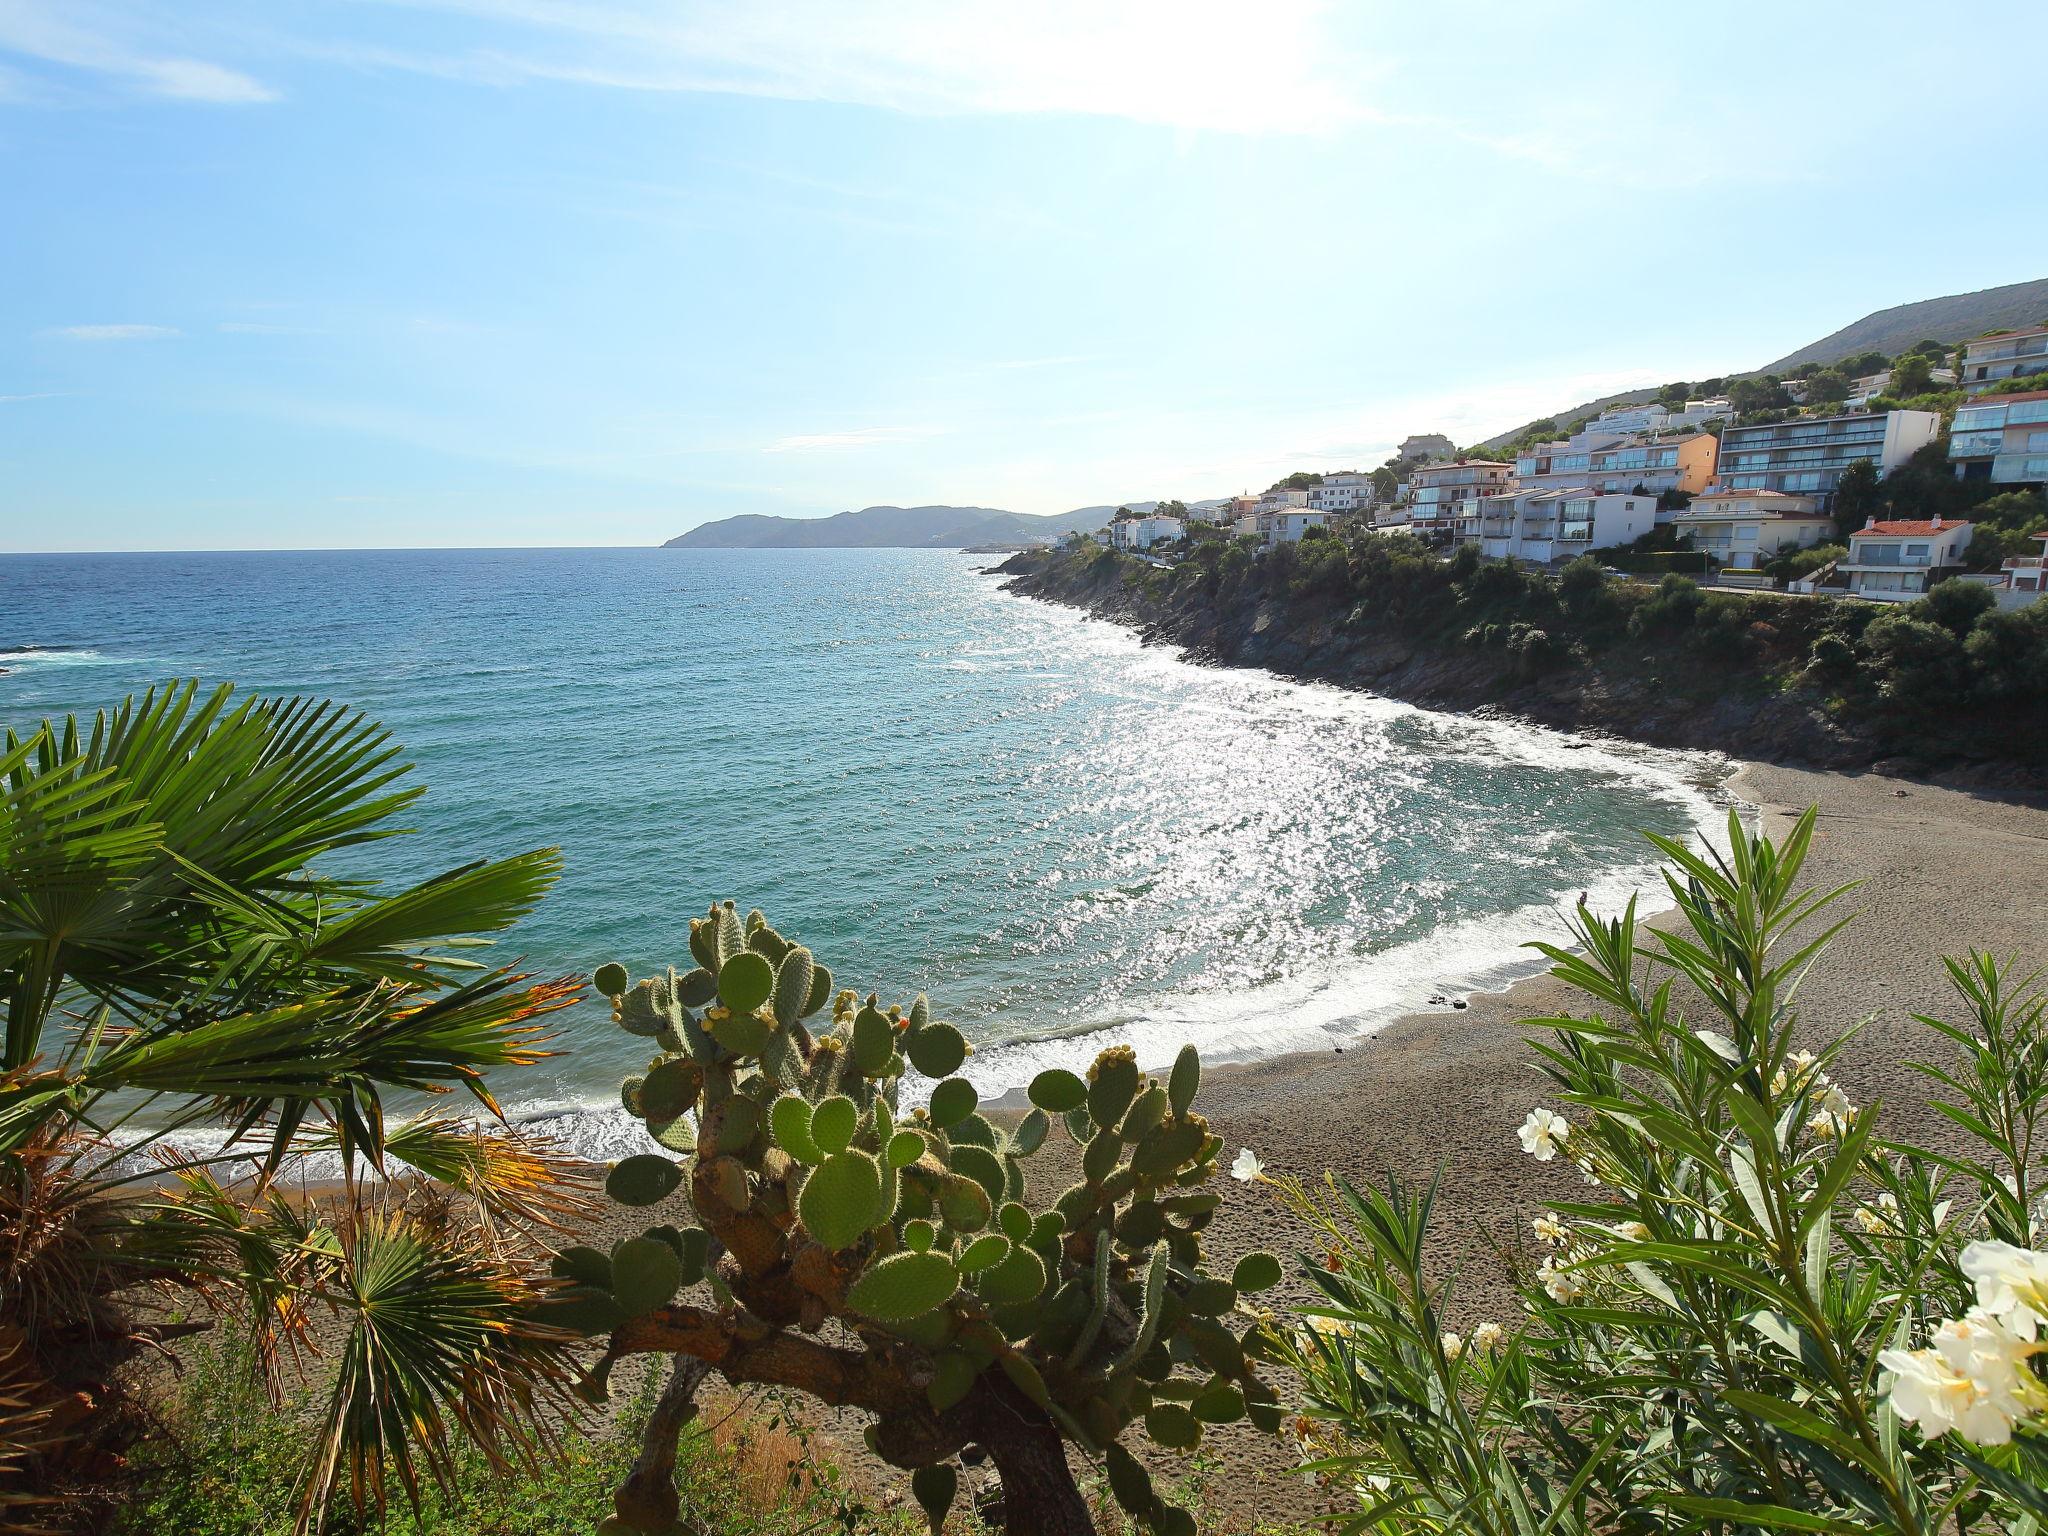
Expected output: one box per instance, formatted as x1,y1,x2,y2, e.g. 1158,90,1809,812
1961,326,2048,394
2001,532,2048,604
1308,472,1376,513
1714,409,1939,504
1454,489,1653,564
1403,460,1514,533
1949,391,2048,486
1256,508,1334,546
1588,399,1735,435
1512,429,1718,503
1670,490,1834,572
1840,516,1974,600
1108,513,1185,552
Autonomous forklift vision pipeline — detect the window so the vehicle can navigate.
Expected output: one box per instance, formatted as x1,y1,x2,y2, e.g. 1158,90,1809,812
1905,544,1930,559
2011,401,2048,425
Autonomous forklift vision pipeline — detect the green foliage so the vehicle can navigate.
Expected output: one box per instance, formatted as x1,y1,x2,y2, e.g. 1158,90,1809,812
1803,366,1852,403
0,683,586,1529
1266,812,2048,1534
586,914,1280,1533
1833,457,1883,531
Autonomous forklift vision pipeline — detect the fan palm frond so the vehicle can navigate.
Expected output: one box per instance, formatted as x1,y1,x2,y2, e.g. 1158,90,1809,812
296,1201,575,1531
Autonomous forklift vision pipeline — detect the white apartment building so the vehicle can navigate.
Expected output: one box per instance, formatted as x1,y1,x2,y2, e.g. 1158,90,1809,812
1840,516,1975,599
1671,490,1834,572
1715,409,1940,503
1513,429,1719,503
1588,399,1735,435
1456,489,1654,564
1108,514,1185,552
1308,472,1376,513
1961,326,2048,394
1404,460,1514,532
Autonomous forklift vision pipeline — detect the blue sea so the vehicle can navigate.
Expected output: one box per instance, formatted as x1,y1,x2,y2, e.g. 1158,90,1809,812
1,547,1721,1158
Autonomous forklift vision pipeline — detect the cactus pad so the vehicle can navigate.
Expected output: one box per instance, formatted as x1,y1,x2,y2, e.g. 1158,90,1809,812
910,1464,956,1533
610,1235,683,1317
593,962,629,997
717,950,774,1012
1232,1251,1282,1292
639,1058,701,1120
1027,1067,1087,1113
906,1021,967,1078
927,1077,977,1127
606,1153,683,1207
846,1249,961,1321
799,1149,884,1251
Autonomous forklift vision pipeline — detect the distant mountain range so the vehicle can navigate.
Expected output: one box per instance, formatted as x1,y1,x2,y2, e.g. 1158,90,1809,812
664,501,1163,550
1479,276,2048,450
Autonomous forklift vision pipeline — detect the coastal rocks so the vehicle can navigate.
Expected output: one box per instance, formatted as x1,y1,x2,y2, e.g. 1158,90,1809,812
996,548,1904,773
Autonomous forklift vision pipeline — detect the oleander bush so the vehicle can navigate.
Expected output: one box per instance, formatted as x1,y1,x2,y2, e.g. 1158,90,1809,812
1250,810,2048,1533
571,913,1285,1536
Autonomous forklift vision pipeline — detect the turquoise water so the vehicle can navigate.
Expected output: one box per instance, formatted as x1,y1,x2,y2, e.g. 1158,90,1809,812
1,548,1718,1157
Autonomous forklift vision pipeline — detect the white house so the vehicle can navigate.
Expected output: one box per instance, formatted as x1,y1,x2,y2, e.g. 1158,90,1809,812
1840,516,1975,599
1456,489,1654,563
1671,490,1835,571
1258,508,1334,546
1109,514,1185,553
1256,487,1311,512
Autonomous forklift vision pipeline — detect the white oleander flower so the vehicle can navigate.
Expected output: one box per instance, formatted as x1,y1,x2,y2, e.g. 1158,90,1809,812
1854,1193,1899,1234
1818,1081,1853,1120
1881,1344,2019,1444
1807,1106,1852,1140
1305,1313,1355,1339
1538,1259,1584,1303
1471,1321,1505,1353
1695,1030,1741,1064
1961,1240,2048,1340
1440,1332,1464,1361
1231,1147,1264,1183
1616,1220,1651,1242
1518,1108,1570,1162
1934,1311,2034,1403
1532,1211,1569,1245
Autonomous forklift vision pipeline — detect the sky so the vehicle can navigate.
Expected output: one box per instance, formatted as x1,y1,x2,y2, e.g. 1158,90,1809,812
2,2,2046,553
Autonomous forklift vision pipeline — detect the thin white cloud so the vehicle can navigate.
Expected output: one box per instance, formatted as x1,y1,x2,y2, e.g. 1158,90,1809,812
0,2,278,103
763,425,941,454
47,323,181,341
0,391,66,403
343,0,1369,134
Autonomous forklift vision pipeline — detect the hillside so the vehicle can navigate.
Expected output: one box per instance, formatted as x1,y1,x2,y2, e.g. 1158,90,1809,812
662,502,1121,549
1481,276,2048,450
1761,276,2048,372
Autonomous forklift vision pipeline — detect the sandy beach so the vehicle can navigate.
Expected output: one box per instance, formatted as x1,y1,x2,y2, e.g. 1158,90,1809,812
586,760,2048,1527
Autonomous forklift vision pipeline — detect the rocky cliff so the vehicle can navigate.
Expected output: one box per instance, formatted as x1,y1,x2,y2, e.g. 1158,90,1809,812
998,547,1893,770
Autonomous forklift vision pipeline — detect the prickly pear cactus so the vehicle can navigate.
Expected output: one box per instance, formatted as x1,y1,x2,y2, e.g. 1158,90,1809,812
563,903,1285,1536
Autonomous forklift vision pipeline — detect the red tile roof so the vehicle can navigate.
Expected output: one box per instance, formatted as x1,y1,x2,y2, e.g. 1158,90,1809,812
1851,520,1972,537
